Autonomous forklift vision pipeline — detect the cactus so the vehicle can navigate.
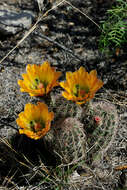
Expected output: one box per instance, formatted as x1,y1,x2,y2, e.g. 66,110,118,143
50,94,83,120
45,97,119,189
82,101,118,164
43,95,119,190
52,117,86,165
49,95,118,166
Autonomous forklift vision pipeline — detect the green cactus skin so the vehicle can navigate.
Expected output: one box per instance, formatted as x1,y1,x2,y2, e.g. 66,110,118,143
45,97,119,189
50,94,83,120
49,94,118,166
83,101,118,164
53,117,86,165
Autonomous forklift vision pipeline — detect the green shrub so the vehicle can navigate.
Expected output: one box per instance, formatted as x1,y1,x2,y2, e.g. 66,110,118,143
99,0,127,54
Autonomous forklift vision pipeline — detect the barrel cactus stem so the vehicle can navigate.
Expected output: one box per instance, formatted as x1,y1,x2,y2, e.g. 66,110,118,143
53,117,86,165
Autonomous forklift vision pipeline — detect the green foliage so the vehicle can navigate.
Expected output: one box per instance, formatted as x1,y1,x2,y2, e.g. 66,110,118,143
99,0,127,54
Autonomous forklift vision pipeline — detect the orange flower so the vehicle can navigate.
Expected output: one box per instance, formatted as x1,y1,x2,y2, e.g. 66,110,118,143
60,67,103,105
16,102,54,140
18,61,61,96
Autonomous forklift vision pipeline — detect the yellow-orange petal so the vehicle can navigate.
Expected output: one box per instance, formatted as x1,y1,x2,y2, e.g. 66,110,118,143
60,67,103,105
16,102,54,140
18,62,62,96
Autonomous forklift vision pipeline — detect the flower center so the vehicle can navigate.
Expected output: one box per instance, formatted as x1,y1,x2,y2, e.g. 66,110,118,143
31,78,40,89
41,81,48,92
73,84,90,97
29,120,45,133
31,78,48,92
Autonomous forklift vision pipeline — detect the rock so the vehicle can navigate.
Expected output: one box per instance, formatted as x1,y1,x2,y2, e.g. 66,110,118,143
0,187,8,190
35,0,44,11
0,5,34,35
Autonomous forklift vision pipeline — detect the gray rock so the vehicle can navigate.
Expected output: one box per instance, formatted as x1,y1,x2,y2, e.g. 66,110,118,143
0,187,8,190
0,5,34,35
35,0,44,11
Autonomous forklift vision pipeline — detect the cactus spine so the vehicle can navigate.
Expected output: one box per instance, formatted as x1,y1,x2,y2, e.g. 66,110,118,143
83,101,118,163
53,117,86,164
49,94,118,166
